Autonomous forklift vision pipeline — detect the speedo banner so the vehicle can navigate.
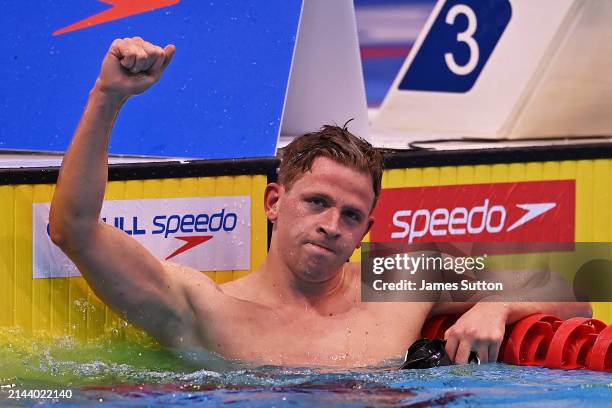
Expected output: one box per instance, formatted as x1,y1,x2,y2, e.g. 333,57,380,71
32,196,251,278
371,180,575,243
1,1,302,158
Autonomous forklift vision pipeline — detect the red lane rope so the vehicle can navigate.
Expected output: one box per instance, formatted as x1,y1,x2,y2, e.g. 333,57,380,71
421,313,611,372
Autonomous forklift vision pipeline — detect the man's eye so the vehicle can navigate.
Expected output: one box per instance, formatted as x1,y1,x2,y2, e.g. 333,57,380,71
344,211,361,222
307,198,325,207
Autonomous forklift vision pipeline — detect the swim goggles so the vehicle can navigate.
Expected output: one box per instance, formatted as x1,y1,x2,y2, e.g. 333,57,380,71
399,339,480,369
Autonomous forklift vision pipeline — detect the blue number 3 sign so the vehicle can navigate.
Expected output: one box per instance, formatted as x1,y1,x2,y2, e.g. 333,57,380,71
399,0,512,93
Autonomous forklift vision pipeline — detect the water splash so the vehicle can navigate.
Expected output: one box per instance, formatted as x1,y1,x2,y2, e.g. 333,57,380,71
0,329,610,407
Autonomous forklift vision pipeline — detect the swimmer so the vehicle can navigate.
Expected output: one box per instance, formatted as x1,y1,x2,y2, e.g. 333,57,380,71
49,37,591,367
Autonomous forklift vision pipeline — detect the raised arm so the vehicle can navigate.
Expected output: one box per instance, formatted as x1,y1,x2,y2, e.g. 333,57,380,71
49,38,213,346
51,37,175,243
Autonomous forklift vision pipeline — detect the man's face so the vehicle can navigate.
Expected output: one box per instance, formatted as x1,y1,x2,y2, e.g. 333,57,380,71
269,156,375,283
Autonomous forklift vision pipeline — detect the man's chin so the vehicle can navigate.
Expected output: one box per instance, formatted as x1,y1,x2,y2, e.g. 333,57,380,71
299,272,331,284
297,262,343,284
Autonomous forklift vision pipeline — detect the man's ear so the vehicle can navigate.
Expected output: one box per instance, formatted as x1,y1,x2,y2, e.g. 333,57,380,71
264,182,283,222
355,216,375,250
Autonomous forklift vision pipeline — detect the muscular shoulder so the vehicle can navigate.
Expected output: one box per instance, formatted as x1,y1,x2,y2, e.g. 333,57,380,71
161,261,223,305
160,263,266,339
158,262,225,338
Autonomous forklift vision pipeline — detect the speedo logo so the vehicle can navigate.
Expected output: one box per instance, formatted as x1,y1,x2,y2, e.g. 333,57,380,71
47,208,238,260
391,200,556,243
98,209,237,238
104,209,237,260
36,196,251,277
371,180,575,243
53,0,181,36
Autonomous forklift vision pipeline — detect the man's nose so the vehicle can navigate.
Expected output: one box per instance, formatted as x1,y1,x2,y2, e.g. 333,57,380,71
317,209,341,238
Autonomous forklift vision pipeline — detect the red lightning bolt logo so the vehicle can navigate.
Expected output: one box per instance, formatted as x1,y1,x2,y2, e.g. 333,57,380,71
53,0,181,36
165,235,213,261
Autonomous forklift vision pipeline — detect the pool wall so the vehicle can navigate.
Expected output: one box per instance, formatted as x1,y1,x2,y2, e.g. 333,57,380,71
0,158,276,340
0,144,611,340
377,146,612,323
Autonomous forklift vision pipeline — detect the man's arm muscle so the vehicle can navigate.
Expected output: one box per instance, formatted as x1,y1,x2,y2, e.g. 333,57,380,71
49,38,212,346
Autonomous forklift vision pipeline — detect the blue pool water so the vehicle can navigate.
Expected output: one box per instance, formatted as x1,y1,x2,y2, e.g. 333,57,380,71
62,366,612,407
0,333,610,407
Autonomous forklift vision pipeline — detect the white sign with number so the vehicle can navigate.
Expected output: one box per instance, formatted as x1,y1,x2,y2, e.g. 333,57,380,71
373,0,612,141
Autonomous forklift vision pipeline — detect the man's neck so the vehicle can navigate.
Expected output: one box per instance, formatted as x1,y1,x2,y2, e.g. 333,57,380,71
252,248,351,312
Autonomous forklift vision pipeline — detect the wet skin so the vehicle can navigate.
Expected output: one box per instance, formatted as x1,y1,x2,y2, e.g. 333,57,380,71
48,37,429,367
176,157,433,366
51,37,591,369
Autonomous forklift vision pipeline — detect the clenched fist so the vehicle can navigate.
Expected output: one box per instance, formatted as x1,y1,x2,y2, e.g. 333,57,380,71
95,37,175,100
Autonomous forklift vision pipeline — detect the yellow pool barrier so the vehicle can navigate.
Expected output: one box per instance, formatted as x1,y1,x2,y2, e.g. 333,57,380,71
377,157,611,324
0,163,271,341
0,153,610,341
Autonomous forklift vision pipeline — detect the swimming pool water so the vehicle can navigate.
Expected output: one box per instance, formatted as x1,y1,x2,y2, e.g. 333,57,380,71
1,330,610,407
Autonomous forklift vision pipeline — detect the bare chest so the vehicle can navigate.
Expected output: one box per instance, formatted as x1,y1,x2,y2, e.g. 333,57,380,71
206,303,431,367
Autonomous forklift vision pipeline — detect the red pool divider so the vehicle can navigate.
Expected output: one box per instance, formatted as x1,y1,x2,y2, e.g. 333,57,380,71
501,314,559,367
544,317,607,370
587,324,612,372
420,314,460,340
421,314,612,372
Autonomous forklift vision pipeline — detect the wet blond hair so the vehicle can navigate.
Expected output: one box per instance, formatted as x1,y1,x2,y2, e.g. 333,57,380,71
278,122,384,209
